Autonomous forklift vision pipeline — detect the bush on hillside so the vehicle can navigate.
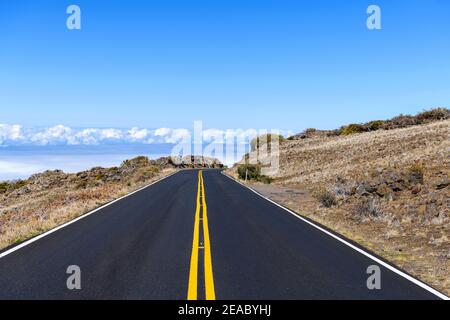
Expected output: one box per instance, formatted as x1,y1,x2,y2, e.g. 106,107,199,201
237,164,274,184
316,188,338,207
0,182,9,194
340,124,366,136
329,108,449,136
148,165,160,173
383,114,419,129
237,164,260,180
367,120,385,131
0,180,28,194
257,175,274,184
121,156,150,168
407,163,425,184
416,108,450,122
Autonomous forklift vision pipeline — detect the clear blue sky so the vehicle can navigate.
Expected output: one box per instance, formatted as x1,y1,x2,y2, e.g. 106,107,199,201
1,0,449,131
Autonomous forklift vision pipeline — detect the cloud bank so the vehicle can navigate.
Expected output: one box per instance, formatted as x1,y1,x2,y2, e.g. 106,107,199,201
0,124,292,147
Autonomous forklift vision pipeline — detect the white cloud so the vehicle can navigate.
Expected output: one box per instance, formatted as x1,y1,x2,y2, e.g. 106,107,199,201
0,124,290,146
0,124,24,144
101,128,123,140
74,128,99,145
154,128,190,143
128,127,149,140
154,127,171,137
0,124,186,145
29,125,73,145
168,129,191,143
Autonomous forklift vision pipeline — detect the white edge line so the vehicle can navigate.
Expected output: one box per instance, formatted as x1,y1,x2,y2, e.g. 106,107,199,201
221,171,449,300
0,170,179,259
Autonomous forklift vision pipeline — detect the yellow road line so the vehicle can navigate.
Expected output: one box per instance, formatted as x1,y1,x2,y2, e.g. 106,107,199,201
187,171,216,300
187,171,201,300
201,172,216,300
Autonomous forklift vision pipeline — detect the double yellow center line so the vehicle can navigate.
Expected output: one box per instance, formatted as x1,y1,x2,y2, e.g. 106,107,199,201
187,170,216,300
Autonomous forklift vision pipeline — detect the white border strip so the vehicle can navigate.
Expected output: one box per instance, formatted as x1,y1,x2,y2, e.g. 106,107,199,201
221,171,449,300
0,170,179,259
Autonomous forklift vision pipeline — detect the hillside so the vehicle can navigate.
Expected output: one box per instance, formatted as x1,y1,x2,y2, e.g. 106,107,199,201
230,109,450,295
0,155,222,250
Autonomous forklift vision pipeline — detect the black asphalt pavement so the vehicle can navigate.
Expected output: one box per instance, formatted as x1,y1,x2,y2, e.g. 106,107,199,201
0,170,444,299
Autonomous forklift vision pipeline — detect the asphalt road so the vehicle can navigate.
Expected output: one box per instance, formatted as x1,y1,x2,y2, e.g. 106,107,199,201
0,169,444,299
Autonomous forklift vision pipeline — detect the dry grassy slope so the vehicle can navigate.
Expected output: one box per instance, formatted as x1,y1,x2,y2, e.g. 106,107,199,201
276,119,449,185
234,119,450,295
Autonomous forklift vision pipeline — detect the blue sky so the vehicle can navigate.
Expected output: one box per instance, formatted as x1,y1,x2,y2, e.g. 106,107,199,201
1,0,449,132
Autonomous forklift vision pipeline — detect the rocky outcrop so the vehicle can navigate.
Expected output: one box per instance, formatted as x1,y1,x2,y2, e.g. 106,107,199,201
335,166,427,199
168,155,224,168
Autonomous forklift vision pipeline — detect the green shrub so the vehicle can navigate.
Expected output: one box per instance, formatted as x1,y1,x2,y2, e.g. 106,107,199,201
148,166,160,173
257,175,274,184
367,120,385,131
407,163,425,184
0,180,28,193
13,180,27,189
237,164,261,180
305,128,317,134
0,182,9,194
122,156,149,168
340,124,366,136
237,164,273,184
408,163,424,176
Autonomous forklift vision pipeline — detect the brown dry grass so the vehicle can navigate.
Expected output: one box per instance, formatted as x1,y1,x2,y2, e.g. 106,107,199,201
276,120,449,185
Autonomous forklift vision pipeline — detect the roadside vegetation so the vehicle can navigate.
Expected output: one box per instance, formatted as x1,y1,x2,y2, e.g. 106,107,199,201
0,180,28,194
290,108,450,139
237,164,274,184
